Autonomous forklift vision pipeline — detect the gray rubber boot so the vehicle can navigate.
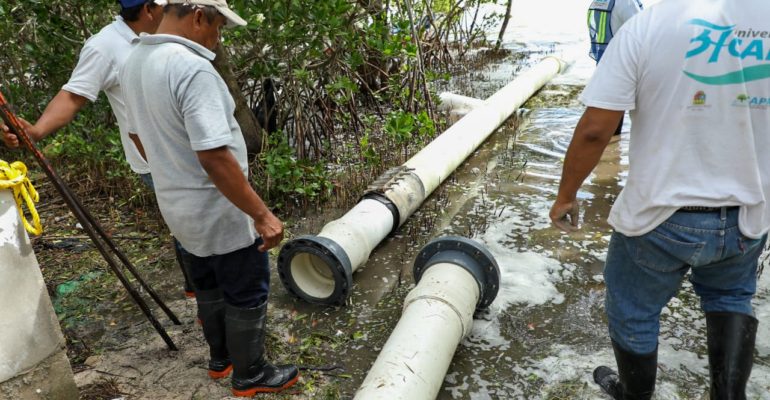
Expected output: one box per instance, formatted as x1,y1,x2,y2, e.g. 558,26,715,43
225,302,299,397
196,288,231,379
706,312,758,400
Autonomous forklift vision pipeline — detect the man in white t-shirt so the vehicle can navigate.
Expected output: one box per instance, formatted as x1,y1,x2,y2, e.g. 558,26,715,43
120,1,299,395
2,0,160,175
552,0,770,398
1,0,197,298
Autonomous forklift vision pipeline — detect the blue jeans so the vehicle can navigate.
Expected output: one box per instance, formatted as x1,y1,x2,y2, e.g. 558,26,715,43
604,207,766,354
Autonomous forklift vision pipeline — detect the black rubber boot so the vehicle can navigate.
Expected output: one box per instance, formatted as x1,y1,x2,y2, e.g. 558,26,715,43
706,312,758,400
173,240,196,298
593,366,622,399
225,302,299,397
593,340,657,399
196,288,231,379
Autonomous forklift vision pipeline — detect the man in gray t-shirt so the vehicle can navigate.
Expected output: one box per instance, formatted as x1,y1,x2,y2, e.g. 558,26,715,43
120,0,298,396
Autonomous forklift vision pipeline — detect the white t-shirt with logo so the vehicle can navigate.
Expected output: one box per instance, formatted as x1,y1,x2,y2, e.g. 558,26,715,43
120,34,257,257
62,16,149,175
580,0,770,238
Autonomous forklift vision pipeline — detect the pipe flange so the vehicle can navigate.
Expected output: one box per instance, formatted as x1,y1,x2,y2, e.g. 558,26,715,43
277,236,353,306
413,236,500,310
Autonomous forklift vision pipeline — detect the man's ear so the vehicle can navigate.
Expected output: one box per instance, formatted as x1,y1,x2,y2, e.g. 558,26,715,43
144,3,155,21
192,8,205,29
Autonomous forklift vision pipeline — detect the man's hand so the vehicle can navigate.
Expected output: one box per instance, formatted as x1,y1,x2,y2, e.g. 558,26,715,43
550,200,580,232
1,117,35,148
0,121,14,147
254,211,284,252
1,120,18,148
550,107,621,233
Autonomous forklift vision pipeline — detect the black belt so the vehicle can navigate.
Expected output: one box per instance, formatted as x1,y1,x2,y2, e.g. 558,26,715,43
679,206,734,213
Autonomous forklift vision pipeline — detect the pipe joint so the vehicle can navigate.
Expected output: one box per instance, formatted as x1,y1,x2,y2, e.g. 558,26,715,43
364,165,426,228
277,236,352,305
383,171,425,227
360,192,400,236
413,236,500,310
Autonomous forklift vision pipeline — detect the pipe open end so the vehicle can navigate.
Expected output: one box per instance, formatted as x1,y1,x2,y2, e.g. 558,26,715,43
277,236,352,306
412,236,500,310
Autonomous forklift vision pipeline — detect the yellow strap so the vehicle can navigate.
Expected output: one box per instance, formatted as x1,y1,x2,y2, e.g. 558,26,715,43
0,160,42,235
597,11,608,43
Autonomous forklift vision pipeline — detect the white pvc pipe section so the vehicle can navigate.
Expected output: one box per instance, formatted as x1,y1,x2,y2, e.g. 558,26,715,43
438,92,485,121
288,199,394,299
407,57,564,196
354,263,479,399
438,92,484,112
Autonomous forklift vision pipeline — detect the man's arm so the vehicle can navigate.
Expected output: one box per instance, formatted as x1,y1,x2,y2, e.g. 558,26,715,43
2,90,88,148
550,107,623,231
197,146,283,251
33,90,89,138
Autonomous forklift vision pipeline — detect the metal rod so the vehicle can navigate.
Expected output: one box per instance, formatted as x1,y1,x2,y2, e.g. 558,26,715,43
0,91,178,351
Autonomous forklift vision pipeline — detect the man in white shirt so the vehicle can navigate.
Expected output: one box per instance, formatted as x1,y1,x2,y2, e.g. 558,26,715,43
553,0,770,398
120,1,299,395
1,0,197,298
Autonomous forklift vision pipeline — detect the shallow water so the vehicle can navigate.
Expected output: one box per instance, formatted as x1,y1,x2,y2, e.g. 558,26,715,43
281,0,770,398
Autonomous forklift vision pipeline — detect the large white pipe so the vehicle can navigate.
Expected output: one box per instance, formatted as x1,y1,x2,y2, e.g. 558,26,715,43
355,236,500,399
279,57,565,305
406,57,565,197
0,190,79,398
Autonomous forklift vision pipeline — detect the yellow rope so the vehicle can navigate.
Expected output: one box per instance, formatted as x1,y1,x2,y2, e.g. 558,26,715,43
0,160,42,235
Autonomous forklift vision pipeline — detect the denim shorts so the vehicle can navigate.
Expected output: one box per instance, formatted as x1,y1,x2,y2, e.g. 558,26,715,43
603,206,766,354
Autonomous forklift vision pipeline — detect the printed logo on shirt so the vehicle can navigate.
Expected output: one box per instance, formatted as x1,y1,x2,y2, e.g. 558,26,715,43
732,93,770,109
683,19,770,85
693,91,706,105
687,90,711,111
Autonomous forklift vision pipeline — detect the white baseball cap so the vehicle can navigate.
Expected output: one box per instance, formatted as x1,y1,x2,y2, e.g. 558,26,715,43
160,0,247,28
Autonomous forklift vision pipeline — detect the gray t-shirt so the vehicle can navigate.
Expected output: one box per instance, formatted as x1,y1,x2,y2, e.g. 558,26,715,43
120,34,257,257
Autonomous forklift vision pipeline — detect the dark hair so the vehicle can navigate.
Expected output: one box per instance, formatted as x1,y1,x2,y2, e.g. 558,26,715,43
164,4,220,24
119,1,159,22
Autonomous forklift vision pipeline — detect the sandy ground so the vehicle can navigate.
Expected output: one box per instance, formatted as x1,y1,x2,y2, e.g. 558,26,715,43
73,297,321,400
